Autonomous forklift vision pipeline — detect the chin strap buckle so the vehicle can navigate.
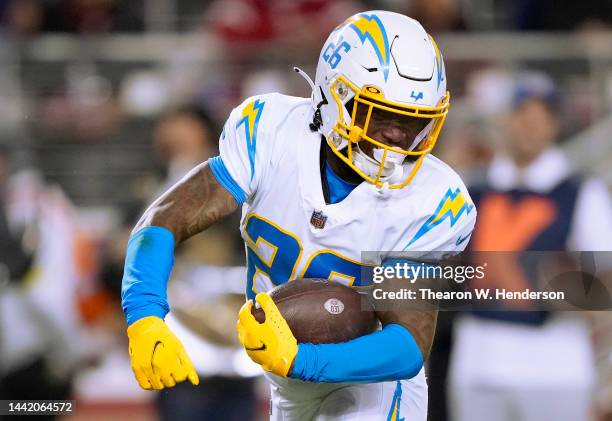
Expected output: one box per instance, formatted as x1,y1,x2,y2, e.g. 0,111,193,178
310,108,323,132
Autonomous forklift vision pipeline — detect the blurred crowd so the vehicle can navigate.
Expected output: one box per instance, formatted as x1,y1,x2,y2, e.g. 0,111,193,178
1,0,612,37
0,1,612,421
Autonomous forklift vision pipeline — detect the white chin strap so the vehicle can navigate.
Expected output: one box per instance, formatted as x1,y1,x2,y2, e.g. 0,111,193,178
348,120,434,186
353,145,405,184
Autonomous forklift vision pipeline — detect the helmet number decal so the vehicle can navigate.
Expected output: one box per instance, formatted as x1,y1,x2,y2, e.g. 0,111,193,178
322,38,351,69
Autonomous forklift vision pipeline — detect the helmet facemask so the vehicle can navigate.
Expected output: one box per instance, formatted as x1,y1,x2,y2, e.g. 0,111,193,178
326,75,449,189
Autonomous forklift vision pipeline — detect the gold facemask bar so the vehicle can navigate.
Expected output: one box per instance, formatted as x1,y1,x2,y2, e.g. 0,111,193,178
328,75,450,189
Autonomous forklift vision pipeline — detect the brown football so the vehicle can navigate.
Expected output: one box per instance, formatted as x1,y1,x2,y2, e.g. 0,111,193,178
251,278,378,344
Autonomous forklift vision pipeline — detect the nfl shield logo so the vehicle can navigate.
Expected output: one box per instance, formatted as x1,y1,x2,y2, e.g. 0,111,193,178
310,210,327,229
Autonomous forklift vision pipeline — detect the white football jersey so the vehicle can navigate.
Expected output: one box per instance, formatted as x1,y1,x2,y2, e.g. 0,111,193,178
211,93,476,300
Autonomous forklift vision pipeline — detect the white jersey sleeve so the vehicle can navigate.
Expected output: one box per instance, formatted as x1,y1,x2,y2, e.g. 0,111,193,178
208,94,283,204
414,186,477,254
389,158,477,263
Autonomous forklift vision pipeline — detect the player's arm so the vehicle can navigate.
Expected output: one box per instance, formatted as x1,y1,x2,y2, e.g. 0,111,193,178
236,272,435,383
134,163,238,242
236,284,429,383
124,93,263,326
123,95,268,390
287,275,434,383
124,163,238,324
374,275,438,359
122,163,238,390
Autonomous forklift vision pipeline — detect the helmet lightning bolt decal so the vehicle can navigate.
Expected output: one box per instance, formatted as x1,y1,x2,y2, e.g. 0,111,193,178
236,99,265,181
405,188,474,248
348,14,390,81
430,35,444,90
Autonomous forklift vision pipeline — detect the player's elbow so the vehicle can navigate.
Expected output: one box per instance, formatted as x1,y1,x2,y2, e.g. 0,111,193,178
392,311,438,362
397,350,424,380
399,353,424,380
132,200,183,242
133,206,168,234
413,334,431,362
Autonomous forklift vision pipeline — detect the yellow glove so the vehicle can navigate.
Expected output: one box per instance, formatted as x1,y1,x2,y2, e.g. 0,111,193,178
236,292,298,377
127,316,199,390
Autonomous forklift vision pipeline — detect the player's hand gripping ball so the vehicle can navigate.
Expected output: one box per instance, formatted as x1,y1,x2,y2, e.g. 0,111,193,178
237,292,298,377
237,279,378,376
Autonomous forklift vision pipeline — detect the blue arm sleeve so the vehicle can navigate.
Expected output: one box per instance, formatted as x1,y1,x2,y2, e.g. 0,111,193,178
290,323,423,383
121,226,175,326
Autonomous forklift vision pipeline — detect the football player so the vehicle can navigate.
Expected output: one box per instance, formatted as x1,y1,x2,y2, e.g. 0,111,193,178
122,10,476,420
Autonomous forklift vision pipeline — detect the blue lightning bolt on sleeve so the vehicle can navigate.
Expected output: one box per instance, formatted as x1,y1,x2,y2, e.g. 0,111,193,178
121,226,175,326
214,96,269,200
290,324,423,383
